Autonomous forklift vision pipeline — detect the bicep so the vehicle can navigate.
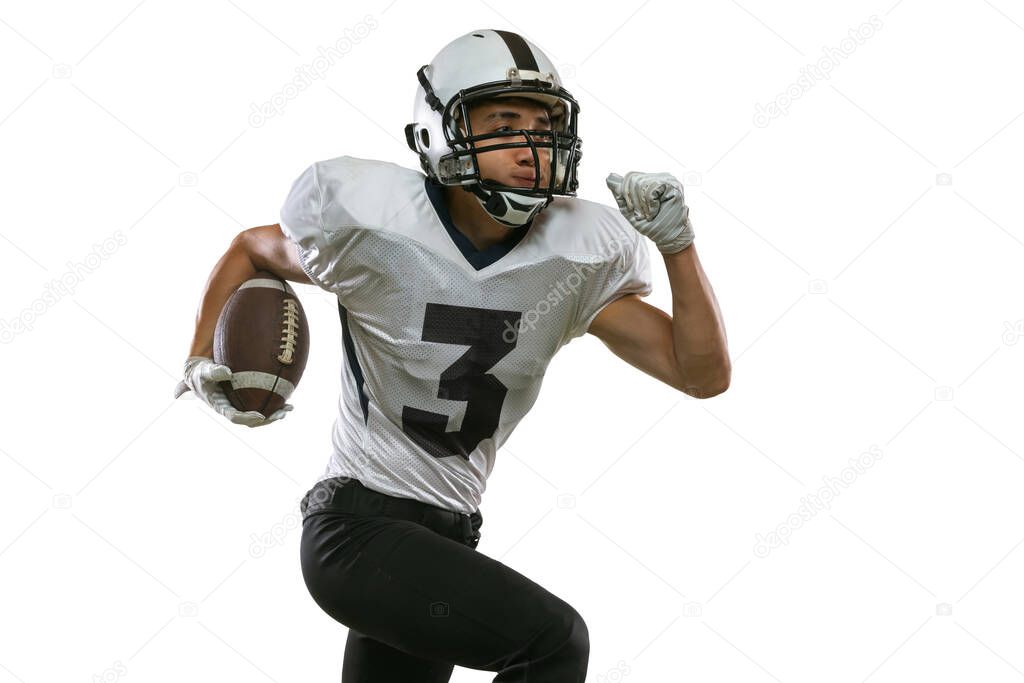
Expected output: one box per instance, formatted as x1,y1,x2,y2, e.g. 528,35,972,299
587,294,685,392
240,224,312,285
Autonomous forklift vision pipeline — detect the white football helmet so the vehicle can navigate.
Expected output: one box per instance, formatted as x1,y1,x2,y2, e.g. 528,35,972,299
405,29,582,228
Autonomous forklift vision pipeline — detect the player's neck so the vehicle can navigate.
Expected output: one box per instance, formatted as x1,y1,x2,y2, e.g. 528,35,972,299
444,186,519,251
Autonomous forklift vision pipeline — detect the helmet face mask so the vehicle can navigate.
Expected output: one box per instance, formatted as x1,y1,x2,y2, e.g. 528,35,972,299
439,79,582,199
406,30,583,227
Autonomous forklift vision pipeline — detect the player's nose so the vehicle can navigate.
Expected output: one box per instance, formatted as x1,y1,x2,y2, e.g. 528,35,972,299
512,133,550,165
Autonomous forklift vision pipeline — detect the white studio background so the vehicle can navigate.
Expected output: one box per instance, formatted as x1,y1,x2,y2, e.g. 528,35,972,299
1,0,1022,681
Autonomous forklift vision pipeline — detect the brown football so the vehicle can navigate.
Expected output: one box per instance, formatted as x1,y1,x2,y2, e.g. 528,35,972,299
213,271,310,417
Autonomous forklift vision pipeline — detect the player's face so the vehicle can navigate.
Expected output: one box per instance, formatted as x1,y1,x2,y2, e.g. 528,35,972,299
465,98,553,189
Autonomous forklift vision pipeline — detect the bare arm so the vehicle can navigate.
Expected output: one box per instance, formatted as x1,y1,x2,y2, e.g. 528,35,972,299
187,223,311,357
588,242,730,398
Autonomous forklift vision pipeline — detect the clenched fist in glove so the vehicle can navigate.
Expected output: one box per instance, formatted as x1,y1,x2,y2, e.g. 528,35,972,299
606,171,694,254
173,356,292,427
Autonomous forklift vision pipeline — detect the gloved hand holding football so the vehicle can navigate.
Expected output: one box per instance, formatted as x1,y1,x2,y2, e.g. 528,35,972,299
174,356,291,427
174,271,307,428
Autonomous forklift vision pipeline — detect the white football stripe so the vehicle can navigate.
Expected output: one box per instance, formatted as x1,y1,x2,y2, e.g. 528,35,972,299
238,278,287,292
231,371,296,400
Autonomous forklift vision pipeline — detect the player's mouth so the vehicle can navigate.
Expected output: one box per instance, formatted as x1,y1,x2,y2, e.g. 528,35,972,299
509,174,539,187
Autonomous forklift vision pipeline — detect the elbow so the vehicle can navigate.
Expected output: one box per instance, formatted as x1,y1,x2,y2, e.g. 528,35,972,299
680,380,729,399
229,227,257,261
696,377,730,398
677,362,731,399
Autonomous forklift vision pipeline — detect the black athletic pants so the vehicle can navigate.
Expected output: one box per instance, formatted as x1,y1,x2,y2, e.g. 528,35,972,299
299,476,590,682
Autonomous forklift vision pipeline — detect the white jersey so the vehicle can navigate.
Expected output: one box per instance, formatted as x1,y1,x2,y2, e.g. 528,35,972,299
279,155,652,514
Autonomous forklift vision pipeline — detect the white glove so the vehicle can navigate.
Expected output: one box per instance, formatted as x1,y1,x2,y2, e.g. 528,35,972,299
173,356,292,427
606,171,695,254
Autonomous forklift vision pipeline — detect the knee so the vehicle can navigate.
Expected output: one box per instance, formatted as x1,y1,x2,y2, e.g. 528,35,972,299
535,604,590,663
564,608,590,661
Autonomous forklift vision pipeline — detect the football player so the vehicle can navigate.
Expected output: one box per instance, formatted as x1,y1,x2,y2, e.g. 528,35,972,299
177,29,728,683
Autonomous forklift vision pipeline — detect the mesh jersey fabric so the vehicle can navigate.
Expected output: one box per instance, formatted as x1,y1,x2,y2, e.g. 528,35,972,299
279,155,652,514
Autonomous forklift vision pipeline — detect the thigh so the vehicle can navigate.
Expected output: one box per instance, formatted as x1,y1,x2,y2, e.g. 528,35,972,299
300,511,577,673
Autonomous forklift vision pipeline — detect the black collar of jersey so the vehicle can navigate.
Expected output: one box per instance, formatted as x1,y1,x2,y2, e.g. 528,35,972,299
423,177,532,271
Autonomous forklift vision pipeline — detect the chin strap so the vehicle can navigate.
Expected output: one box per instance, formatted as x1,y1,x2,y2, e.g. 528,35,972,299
464,184,551,228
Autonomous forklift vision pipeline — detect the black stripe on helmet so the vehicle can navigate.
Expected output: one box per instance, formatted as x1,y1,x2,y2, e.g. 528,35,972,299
493,30,539,72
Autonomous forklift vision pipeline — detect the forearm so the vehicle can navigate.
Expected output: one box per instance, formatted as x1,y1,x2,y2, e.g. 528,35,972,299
663,243,730,394
188,234,259,357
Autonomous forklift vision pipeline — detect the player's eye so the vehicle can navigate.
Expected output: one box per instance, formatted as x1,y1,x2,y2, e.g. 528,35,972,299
495,125,512,132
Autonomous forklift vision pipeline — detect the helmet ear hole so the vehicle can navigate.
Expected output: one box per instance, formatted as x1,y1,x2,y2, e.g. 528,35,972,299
419,129,430,149
404,123,417,152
